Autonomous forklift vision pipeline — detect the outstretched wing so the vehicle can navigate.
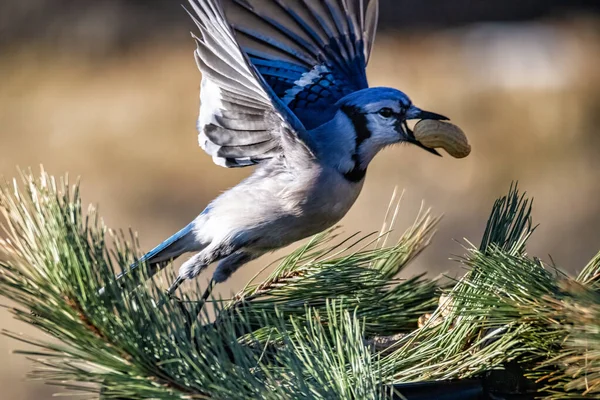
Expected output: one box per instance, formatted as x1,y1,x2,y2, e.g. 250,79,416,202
225,0,379,129
189,0,314,168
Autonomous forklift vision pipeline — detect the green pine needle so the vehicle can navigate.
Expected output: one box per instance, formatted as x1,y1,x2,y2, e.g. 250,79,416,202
1,170,600,399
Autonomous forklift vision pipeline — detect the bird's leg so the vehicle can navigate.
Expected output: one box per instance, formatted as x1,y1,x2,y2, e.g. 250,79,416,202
187,279,216,322
200,279,216,303
160,246,226,325
166,276,185,297
160,244,248,326
166,276,194,323
187,251,258,321
167,279,216,342
212,250,260,283
157,274,200,332
162,249,214,304
151,275,191,323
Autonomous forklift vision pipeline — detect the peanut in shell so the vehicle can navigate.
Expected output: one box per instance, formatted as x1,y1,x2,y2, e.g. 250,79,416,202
413,120,471,158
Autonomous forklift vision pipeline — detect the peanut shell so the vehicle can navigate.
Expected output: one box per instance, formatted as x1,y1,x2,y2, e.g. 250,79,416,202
413,120,471,158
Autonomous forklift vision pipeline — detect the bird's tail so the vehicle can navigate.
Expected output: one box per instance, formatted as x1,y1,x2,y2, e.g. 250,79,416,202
98,222,197,295
120,222,196,280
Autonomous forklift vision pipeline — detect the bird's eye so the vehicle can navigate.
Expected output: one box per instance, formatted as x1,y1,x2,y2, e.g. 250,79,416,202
378,108,394,118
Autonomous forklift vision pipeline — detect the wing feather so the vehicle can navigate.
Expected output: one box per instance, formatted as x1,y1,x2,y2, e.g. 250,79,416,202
188,0,313,168
222,0,379,129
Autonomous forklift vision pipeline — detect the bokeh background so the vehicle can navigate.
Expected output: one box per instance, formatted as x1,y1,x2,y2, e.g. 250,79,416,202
1,1,600,398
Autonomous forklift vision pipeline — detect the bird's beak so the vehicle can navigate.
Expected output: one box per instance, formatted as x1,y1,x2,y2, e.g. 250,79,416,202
402,106,449,157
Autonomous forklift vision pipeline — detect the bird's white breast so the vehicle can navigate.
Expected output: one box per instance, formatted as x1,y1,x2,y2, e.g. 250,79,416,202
194,161,364,251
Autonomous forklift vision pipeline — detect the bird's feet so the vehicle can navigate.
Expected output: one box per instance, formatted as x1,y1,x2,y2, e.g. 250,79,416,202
161,277,216,332
162,276,197,327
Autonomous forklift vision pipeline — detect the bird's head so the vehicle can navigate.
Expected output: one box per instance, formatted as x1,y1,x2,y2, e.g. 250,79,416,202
337,87,447,169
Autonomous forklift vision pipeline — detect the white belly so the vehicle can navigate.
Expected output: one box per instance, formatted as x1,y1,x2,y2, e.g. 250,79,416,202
258,165,364,249
196,164,365,251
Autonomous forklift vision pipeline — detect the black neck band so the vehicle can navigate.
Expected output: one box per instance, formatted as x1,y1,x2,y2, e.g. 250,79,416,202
341,105,370,182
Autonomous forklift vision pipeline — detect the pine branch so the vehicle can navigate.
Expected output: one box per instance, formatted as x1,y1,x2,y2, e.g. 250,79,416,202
0,169,426,398
373,185,552,391
577,250,600,288
222,209,440,338
2,170,600,399
478,182,535,254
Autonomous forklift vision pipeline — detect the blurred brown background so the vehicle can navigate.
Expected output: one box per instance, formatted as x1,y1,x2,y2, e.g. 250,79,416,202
1,1,600,398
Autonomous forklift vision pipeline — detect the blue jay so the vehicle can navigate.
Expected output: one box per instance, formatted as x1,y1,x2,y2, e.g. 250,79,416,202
115,0,448,299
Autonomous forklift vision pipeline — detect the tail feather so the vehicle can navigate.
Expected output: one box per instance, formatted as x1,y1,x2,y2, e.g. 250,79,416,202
117,222,196,281
97,222,199,296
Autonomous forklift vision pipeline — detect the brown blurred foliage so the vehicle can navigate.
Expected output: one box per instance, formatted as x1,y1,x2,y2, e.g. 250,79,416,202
1,2,600,398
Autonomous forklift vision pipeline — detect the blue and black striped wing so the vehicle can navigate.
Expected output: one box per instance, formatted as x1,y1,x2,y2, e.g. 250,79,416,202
188,0,314,168
224,0,379,129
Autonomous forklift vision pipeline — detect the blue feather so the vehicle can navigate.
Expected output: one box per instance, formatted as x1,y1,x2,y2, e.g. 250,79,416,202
227,0,375,129
251,58,308,74
236,25,315,66
137,223,194,265
116,221,196,280
338,87,412,108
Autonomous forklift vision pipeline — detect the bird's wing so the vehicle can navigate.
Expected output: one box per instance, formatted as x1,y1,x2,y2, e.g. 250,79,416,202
224,0,379,129
189,0,314,168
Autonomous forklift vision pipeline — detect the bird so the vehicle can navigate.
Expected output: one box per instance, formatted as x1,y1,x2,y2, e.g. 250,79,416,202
111,0,449,301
